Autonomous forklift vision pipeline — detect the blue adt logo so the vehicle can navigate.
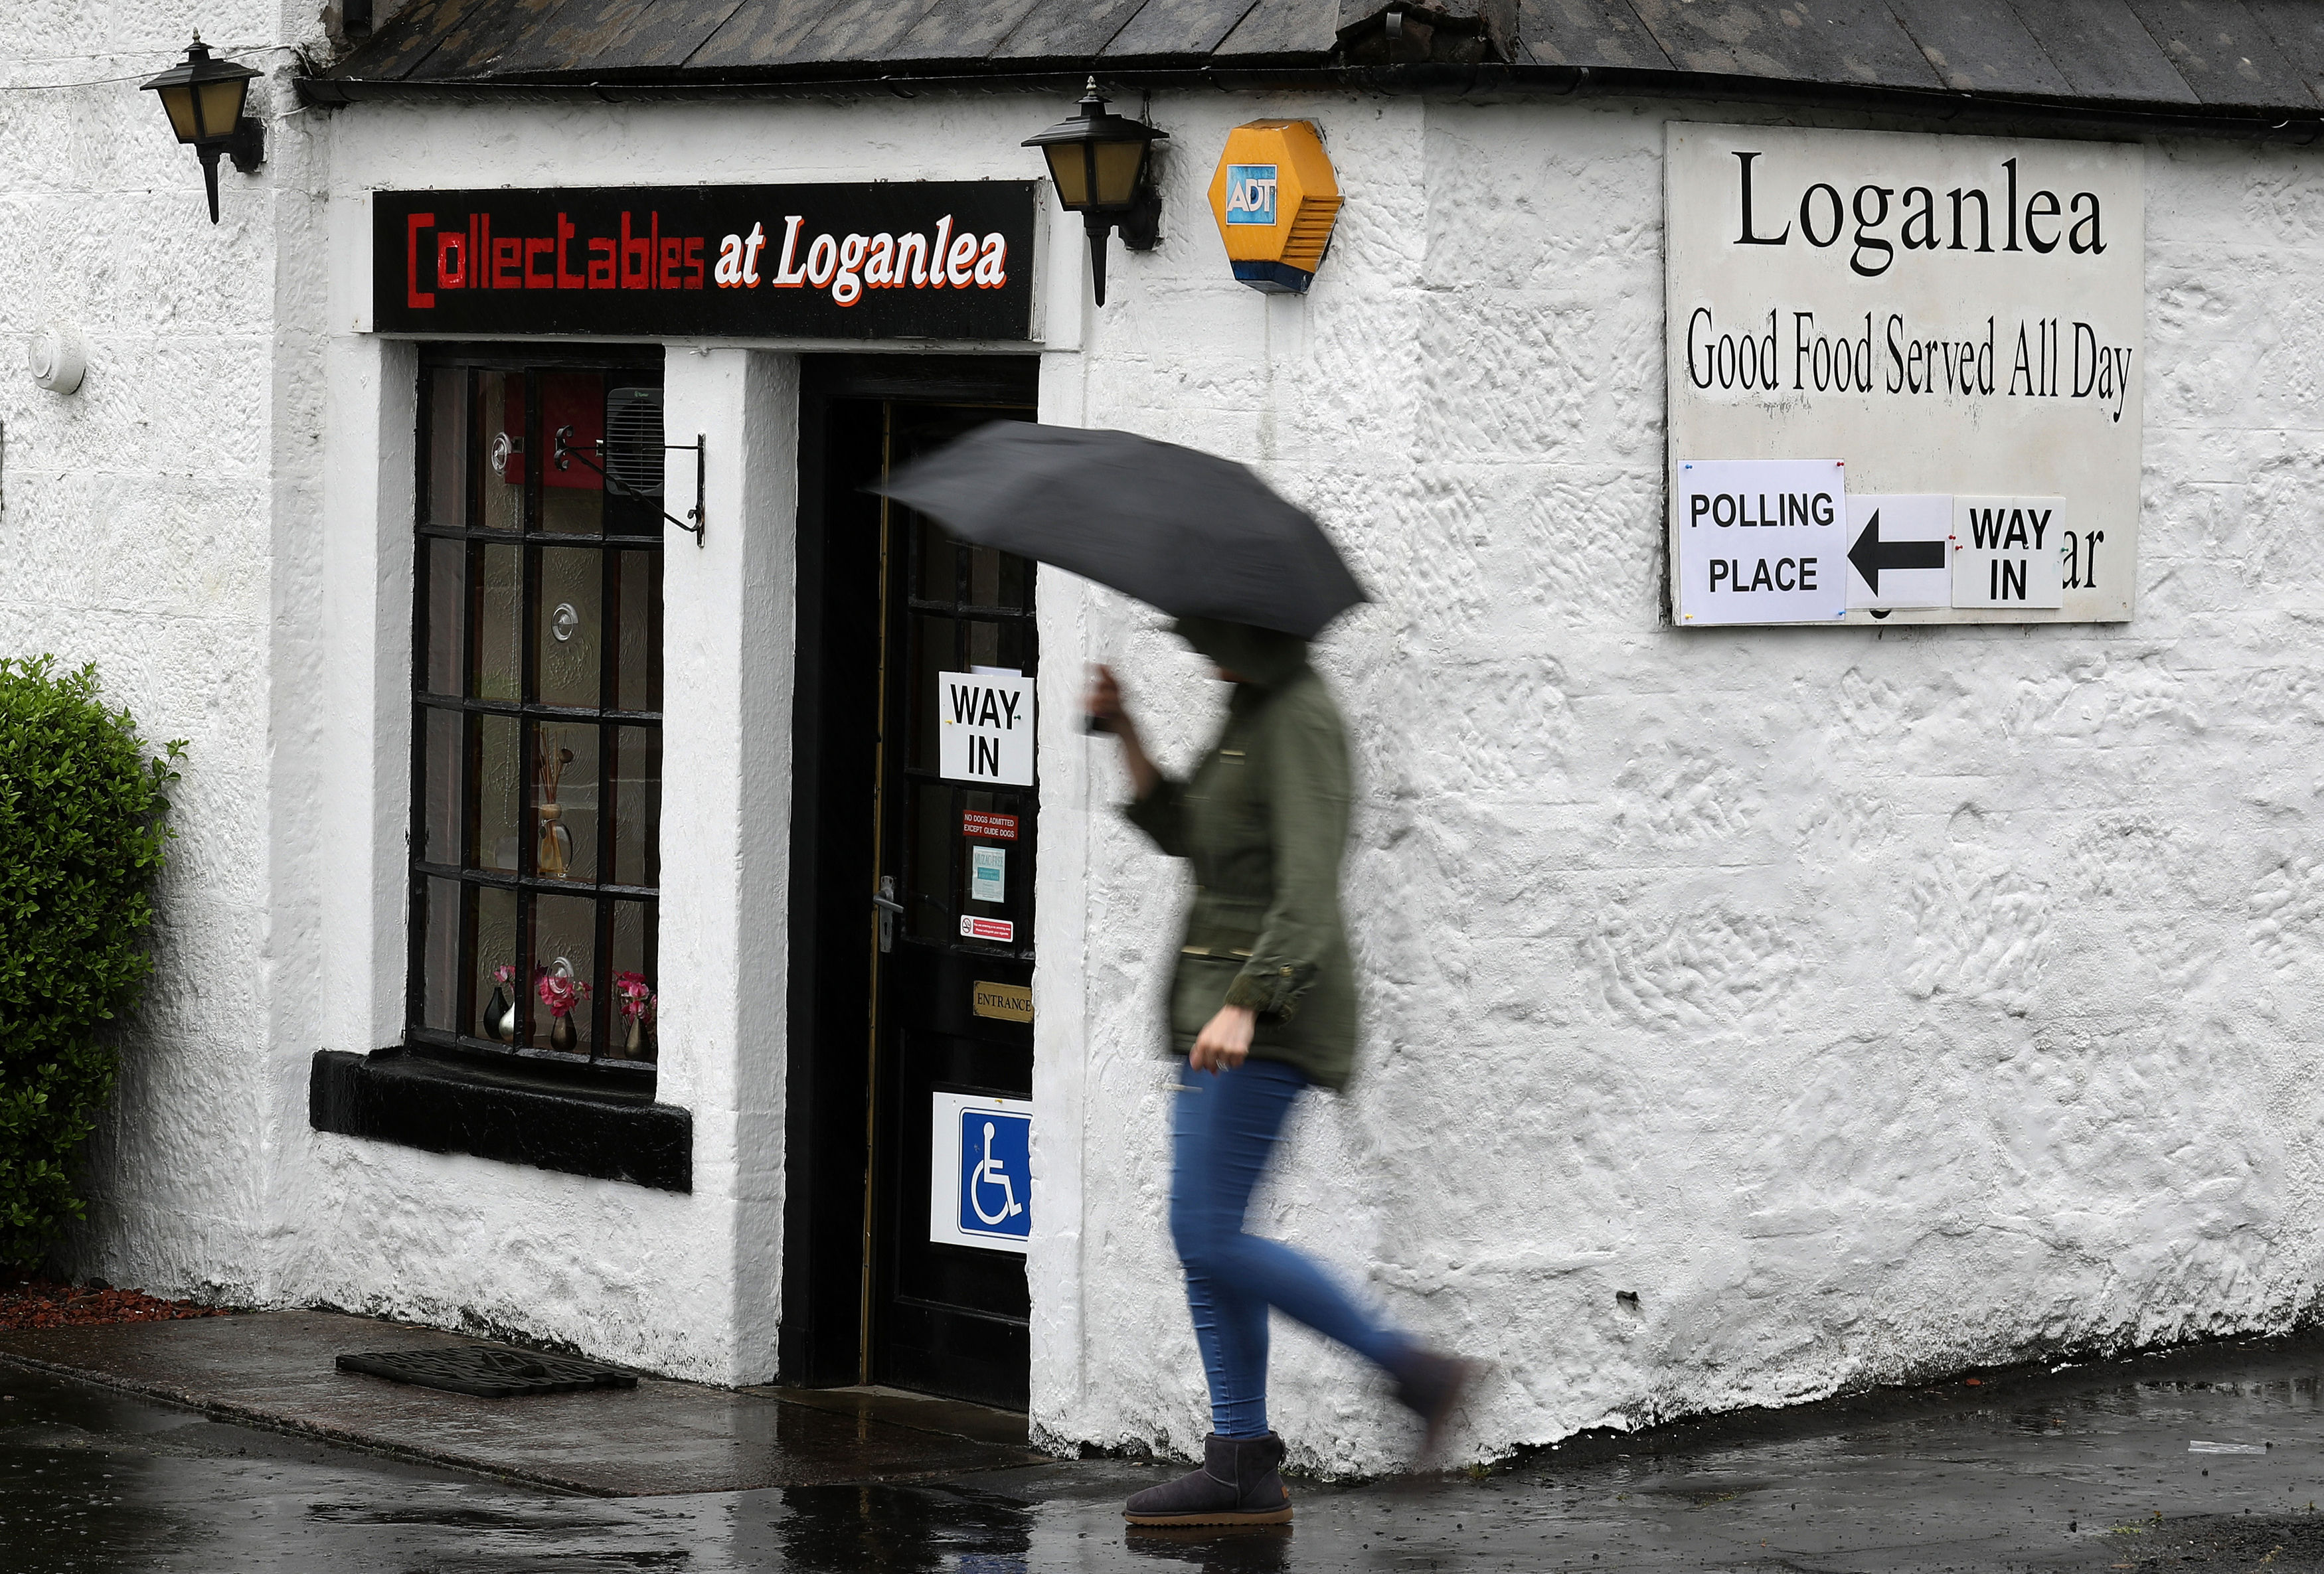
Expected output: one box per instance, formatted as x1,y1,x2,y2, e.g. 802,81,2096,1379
1224,164,1279,225
958,1109,1031,1241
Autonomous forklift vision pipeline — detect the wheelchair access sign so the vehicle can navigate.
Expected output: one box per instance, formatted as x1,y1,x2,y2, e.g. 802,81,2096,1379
928,1091,1032,1255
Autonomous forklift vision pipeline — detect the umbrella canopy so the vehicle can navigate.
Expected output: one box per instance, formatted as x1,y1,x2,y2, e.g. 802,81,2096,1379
873,422,1367,640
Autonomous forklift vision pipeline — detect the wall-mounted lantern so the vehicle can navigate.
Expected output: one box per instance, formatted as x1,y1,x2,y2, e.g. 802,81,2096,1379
140,33,266,225
1022,78,1165,308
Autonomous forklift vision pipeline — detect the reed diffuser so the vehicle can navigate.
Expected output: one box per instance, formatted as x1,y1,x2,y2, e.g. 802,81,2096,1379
536,727,575,877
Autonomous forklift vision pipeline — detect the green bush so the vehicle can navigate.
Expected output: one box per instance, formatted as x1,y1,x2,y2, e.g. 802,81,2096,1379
0,659,183,1269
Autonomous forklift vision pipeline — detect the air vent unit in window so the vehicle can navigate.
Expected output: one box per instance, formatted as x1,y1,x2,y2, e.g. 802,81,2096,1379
604,386,665,498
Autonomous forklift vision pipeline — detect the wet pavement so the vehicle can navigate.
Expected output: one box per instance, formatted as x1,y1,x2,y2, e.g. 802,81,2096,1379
0,1313,1039,1494
6,1325,2324,1571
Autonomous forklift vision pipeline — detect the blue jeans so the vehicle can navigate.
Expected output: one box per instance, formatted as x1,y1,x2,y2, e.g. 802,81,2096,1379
1170,1057,1409,1439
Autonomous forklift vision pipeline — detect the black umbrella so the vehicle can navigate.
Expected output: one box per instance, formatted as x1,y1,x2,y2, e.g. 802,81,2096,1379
872,422,1367,640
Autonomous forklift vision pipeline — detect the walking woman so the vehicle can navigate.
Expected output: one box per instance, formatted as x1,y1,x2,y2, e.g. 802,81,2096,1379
1088,616,1473,1528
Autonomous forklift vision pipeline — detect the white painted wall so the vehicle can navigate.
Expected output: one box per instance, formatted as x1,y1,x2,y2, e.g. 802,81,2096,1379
13,23,2324,1465
1039,96,2324,1474
0,4,327,1304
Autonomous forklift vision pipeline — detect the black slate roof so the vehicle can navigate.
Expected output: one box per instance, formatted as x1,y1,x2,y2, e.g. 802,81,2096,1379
315,0,2324,128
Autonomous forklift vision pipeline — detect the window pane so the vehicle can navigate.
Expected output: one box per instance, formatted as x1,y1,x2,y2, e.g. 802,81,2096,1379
418,877,461,1031
537,546,602,709
477,370,526,532
540,371,605,537
907,781,954,943
912,513,959,603
965,617,1026,674
611,726,661,888
426,368,468,527
533,721,598,884
614,550,661,714
906,613,958,773
475,885,521,1044
474,544,521,702
422,706,461,866
609,898,656,1062
530,893,598,1056
423,538,465,695
967,543,1027,610
477,714,523,873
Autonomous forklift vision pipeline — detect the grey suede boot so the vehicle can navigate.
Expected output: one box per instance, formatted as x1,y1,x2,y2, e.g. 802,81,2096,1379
1123,1432,1293,1526
1390,1348,1479,1458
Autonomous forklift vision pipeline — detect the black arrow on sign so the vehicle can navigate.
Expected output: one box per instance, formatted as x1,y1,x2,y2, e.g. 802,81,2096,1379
1847,509,1948,593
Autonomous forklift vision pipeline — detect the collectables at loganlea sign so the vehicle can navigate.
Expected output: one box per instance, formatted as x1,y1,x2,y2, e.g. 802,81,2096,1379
1665,123,2143,626
372,183,1040,341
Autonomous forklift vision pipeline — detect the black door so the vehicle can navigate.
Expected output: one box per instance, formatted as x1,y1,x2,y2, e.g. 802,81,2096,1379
867,401,1039,1406
782,358,1040,1410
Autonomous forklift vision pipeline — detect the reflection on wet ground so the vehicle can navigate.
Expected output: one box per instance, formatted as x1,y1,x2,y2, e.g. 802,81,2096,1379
9,1342,2324,1571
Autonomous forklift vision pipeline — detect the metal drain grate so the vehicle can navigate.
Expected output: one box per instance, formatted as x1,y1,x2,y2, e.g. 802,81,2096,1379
336,1344,639,1399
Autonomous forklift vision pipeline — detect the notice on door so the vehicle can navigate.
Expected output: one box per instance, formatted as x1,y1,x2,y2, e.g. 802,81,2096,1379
1665,122,2142,624
938,672,1035,786
930,1091,1033,1254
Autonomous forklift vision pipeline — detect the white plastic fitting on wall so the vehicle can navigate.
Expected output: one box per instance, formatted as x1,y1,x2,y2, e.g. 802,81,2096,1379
28,323,85,395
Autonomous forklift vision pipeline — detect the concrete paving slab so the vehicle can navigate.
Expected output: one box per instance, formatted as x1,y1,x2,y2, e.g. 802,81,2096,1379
0,1310,1046,1496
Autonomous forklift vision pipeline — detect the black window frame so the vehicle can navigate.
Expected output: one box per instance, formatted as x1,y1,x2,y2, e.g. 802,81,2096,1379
406,343,668,1087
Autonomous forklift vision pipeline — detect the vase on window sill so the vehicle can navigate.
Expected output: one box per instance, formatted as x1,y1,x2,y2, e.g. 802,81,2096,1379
482,987,518,1044
548,1012,577,1053
536,803,572,879
620,1015,645,1058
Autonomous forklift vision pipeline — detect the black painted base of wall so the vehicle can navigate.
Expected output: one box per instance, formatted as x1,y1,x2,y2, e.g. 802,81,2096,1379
309,1049,691,1193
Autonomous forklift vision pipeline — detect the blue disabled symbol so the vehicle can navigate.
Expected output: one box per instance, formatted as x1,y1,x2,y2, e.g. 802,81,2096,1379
959,1109,1031,1241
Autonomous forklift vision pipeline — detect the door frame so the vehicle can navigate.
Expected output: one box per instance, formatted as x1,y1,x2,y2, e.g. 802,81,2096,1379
779,353,1042,1390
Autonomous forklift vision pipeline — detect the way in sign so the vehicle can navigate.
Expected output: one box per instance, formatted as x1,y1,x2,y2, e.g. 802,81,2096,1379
1951,494,2064,609
938,670,1037,787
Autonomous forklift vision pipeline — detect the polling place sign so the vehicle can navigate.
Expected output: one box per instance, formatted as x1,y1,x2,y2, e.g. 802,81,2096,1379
1674,459,1847,623
1666,123,2143,625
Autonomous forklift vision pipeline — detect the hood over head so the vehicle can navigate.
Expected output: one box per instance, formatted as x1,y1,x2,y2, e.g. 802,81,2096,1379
1170,617,1310,688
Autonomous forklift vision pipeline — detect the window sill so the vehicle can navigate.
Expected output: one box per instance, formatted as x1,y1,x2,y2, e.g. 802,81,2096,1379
308,1048,691,1193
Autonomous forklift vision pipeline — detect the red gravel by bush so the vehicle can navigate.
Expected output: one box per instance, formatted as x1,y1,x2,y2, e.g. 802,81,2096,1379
0,1278,230,1331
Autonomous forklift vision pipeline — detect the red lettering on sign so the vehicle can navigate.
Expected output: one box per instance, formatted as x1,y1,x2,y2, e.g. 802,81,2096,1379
962,811,1019,842
556,212,584,290
435,228,467,290
620,211,652,290
406,213,436,309
525,236,556,289
960,915,1015,943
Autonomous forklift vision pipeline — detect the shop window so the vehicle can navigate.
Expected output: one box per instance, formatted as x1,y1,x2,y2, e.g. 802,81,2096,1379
409,358,664,1076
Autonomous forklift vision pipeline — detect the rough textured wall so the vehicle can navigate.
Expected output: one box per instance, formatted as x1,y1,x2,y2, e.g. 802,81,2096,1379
0,3,323,1302
1039,98,2324,1474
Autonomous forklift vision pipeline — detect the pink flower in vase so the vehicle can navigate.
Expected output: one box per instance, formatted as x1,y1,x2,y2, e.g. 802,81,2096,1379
536,971,590,1020
492,964,516,988
613,971,655,1023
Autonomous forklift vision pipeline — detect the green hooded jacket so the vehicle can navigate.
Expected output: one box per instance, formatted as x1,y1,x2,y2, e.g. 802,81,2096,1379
1121,617,1359,1090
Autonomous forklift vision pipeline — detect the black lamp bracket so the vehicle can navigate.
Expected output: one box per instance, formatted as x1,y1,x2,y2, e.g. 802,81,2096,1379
226,116,266,175
551,425,706,546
